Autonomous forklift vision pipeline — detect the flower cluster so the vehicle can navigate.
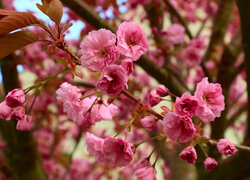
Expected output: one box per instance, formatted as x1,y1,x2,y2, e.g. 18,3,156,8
0,89,33,131
56,82,118,126
85,132,134,167
80,21,149,96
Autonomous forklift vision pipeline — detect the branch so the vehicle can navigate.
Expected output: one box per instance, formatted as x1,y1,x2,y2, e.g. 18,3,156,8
61,0,188,96
201,0,235,81
163,0,193,39
237,0,250,142
226,103,247,128
198,141,250,180
210,31,242,142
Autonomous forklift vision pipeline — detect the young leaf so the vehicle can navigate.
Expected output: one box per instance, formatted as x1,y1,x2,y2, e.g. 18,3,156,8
36,0,63,25
0,30,39,59
0,12,40,35
0,9,17,19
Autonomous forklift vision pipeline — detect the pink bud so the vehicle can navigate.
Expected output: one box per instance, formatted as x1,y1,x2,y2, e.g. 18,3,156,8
156,85,169,97
6,89,25,108
204,157,218,171
217,139,236,156
149,93,161,107
140,116,156,131
179,146,197,164
16,115,33,131
0,101,12,120
11,107,26,121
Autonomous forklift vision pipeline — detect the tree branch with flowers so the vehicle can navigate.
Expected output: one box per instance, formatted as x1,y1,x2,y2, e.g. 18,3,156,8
0,0,249,180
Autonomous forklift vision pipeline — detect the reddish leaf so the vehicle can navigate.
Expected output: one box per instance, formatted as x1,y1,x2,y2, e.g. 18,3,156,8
0,30,39,59
36,0,63,25
0,9,17,19
0,12,40,35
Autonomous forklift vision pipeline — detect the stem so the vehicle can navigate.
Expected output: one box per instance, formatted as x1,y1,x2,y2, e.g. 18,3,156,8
152,138,166,167
146,146,157,160
28,93,38,113
80,91,98,100
42,68,67,84
59,46,81,65
121,89,164,120
199,143,208,157
135,135,162,148
25,68,67,95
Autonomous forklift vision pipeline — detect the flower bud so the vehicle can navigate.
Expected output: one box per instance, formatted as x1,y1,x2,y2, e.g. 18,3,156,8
140,116,156,131
149,93,161,107
179,146,197,164
16,115,33,131
204,157,218,171
0,101,12,120
217,139,236,156
6,89,25,108
11,107,26,121
156,85,169,97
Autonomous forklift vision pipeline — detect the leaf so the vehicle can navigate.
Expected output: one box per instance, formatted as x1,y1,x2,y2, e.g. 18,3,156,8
61,22,73,34
0,9,17,19
36,0,63,25
0,12,40,35
0,30,39,59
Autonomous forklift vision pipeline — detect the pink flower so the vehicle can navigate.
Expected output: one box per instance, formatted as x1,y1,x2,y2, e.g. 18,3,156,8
205,1,218,17
11,107,26,121
0,101,12,120
149,93,161,107
85,133,134,167
175,93,198,118
102,136,134,166
204,157,218,171
229,82,244,103
120,58,134,76
156,85,169,97
163,112,196,143
181,46,202,67
96,65,128,96
140,116,156,131
189,38,206,50
134,163,157,180
217,139,236,156
137,73,151,86
117,21,149,61
80,29,120,71
162,24,185,46
3,0,15,10
63,100,85,125
148,50,165,67
85,132,106,162
56,82,81,102
81,97,118,125
194,77,225,124
5,89,25,108
179,146,197,164
16,115,33,131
